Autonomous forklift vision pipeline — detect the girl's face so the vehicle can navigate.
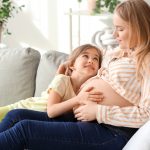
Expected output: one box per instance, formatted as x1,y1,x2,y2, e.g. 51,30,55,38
113,13,131,49
73,48,100,78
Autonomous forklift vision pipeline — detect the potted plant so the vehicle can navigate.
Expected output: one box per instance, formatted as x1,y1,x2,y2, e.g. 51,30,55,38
94,0,121,14
0,0,24,43
77,0,121,15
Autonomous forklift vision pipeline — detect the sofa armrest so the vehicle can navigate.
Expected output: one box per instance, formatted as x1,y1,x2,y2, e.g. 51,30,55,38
123,120,150,150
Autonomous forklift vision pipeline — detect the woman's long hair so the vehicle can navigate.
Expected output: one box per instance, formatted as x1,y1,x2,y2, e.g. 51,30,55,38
115,0,150,79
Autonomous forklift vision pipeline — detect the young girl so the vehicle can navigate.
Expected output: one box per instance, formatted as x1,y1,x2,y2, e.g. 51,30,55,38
46,44,103,118
0,44,102,121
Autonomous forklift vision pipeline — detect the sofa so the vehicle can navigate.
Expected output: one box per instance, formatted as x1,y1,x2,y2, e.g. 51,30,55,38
0,28,117,106
0,47,149,150
0,47,68,106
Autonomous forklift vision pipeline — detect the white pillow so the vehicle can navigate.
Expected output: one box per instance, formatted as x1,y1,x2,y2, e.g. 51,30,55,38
123,120,150,150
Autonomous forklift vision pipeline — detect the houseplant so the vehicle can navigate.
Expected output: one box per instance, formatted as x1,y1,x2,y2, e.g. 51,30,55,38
77,0,121,14
94,0,121,14
0,0,24,43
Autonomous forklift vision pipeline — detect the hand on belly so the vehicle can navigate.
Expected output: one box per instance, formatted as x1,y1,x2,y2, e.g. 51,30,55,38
81,78,133,107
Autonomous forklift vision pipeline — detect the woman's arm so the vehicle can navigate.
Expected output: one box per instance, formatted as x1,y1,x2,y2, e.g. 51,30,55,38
74,100,150,128
74,61,150,127
96,63,150,128
74,74,150,128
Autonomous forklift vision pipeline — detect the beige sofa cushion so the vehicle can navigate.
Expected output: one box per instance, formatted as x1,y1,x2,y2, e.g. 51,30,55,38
0,47,40,106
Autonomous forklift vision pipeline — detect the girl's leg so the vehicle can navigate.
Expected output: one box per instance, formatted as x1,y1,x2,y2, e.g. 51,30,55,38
0,109,75,132
8,97,48,112
0,120,136,150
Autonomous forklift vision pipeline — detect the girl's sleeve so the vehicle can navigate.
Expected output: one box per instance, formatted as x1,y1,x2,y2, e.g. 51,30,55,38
47,74,67,98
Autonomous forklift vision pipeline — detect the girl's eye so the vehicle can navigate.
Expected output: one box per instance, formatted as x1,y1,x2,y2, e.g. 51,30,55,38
93,57,99,61
82,55,88,58
118,28,123,31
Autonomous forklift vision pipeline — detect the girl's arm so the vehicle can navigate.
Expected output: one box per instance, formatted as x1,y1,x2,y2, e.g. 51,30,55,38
47,90,78,118
47,87,103,118
56,61,71,75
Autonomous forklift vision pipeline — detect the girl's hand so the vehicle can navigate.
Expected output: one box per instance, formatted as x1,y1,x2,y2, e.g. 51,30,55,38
74,101,97,121
56,61,71,75
77,86,104,104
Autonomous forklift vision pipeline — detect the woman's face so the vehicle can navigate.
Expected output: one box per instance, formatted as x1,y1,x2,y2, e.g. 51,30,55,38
113,13,131,49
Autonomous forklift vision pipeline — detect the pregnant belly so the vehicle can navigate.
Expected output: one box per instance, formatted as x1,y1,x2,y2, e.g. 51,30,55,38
82,78,133,107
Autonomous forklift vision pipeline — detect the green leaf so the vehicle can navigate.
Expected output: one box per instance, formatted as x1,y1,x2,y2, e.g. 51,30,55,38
0,0,25,34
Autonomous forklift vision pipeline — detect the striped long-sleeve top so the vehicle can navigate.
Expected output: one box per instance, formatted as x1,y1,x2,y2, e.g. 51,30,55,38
96,51,150,128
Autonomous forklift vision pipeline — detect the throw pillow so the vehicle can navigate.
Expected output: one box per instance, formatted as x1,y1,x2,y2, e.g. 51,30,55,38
0,47,40,106
34,50,68,96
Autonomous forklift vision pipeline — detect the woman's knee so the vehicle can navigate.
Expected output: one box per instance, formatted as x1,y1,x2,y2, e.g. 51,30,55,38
4,109,29,124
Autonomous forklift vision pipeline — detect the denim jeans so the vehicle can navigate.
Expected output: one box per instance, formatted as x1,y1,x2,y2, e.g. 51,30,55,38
0,109,137,150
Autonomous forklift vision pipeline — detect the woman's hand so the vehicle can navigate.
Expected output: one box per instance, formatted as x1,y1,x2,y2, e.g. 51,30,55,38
77,86,104,104
97,67,107,77
74,101,97,121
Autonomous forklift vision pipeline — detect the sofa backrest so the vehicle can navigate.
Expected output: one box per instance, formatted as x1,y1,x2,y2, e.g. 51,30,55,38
34,50,68,97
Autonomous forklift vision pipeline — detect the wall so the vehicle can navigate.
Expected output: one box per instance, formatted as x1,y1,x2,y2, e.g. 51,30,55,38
57,0,113,53
2,0,113,54
2,0,150,54
3,0,58,53
145,0,150,5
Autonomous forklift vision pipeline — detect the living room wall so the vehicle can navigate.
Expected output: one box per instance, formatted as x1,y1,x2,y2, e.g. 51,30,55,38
3,0,149,54
3,0,58,53
2,0,113,54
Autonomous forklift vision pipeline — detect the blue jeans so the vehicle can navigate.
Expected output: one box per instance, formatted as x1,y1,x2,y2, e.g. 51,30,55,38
0,109,76,132
0,109,137,150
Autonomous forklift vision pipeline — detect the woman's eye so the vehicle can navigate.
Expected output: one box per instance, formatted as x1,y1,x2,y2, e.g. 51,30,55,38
114,26,124,32
117,27,124,31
